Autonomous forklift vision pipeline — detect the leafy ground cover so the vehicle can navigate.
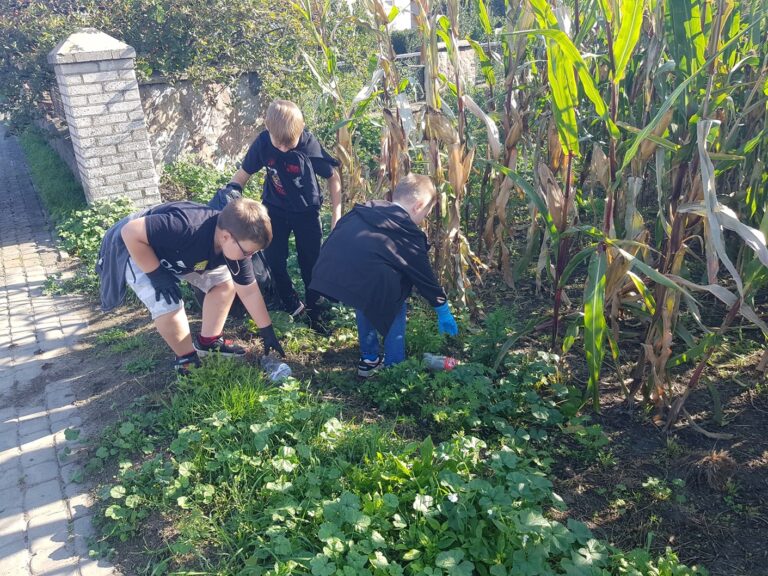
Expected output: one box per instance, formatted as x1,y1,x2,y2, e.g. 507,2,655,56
64,300,706,576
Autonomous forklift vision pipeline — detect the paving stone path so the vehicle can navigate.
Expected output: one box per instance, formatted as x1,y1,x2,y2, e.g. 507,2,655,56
0,123,117,575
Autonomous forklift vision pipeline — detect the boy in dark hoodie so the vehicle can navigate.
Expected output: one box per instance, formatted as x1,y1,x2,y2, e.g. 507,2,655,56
222,99,341,329
310,174,458,377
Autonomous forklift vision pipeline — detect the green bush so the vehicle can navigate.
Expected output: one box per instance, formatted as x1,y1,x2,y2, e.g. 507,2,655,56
47,198,135,296
161,159,264,203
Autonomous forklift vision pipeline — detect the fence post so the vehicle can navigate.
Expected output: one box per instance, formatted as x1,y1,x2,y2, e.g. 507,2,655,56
47,28,160,207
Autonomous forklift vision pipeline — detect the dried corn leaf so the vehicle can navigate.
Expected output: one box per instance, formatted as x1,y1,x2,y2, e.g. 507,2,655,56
462,94,501,159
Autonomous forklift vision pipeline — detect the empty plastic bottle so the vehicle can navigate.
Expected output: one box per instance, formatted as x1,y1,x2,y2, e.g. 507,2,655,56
260,354,292,382
422,353,460,371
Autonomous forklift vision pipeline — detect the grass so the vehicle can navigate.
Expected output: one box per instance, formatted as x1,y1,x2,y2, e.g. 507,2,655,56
17,127,86,223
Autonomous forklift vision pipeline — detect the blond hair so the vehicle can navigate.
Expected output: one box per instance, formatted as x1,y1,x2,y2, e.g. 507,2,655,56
265,99,305,149
217,198,272,249
392,173,436,206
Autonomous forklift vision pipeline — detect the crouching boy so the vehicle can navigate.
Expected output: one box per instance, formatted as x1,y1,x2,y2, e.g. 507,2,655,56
310,174,458,377
97,198,284,374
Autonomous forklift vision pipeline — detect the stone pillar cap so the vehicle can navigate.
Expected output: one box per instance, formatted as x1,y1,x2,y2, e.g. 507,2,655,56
48,28,135,64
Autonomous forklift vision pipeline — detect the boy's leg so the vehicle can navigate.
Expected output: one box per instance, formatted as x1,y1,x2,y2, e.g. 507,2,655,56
154,308,195,356
264,205,303,313
383,302,407,366
355,309,380,361
182,268,244,357
125,260,197,361
181,268,237,337
290,208,323,309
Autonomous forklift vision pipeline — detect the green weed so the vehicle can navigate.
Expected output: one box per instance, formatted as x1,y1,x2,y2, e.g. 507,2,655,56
122,358,157,375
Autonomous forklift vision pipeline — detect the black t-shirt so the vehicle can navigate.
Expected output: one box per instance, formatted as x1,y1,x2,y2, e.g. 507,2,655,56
241,129,339,212
144,202,256,286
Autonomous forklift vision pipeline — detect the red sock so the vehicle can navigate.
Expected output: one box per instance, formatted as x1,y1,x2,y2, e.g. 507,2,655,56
197,334,222,346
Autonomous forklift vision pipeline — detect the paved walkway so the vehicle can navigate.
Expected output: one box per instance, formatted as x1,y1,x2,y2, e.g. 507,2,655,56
0,123,116,575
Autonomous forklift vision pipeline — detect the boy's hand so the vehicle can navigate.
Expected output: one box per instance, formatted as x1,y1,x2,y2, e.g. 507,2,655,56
259,324,285,357
434,303,458,336
146,266,182,305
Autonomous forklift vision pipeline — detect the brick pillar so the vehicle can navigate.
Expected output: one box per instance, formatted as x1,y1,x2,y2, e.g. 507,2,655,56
47,28,160,207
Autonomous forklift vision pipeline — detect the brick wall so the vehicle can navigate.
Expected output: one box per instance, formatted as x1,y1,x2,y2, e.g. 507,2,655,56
48,29,160,207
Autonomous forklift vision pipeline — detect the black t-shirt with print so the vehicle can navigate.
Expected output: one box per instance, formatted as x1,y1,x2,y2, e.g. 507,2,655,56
241,129,339,212
144,201,256,286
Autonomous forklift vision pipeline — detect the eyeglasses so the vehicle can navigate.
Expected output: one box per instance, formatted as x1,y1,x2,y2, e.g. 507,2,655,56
233,236,258,259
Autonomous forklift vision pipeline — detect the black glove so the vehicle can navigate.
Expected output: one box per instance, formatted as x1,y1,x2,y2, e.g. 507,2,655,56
259,324,285,358
146,266,182,305
208,182,243,210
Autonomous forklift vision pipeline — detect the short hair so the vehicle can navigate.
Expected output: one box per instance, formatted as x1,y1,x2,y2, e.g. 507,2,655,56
265,99,305,148
392,173,437,206
217,198,272,249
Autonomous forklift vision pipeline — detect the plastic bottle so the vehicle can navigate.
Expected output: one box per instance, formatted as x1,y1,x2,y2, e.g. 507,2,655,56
422,353,460,371
260,355,292,382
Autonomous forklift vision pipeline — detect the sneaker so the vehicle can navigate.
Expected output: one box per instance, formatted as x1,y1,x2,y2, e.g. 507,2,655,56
289,301,306,318
174,353,201,376
193,335,246,358
357,356,383,378
307,308,332,336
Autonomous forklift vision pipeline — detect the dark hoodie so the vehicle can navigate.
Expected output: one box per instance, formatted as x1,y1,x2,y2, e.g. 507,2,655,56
310,200,447,334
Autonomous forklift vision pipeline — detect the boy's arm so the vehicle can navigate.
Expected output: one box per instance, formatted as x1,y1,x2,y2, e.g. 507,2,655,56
328,169,342,230
121,218,182,304
229,168,252,188
402,246,457,335
234,281,271,327
235,282,286,357
121,218,160,272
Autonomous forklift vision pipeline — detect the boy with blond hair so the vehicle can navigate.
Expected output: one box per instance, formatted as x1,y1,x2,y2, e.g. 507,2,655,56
223,99,341,329
97,198,284,374
310,174,458,376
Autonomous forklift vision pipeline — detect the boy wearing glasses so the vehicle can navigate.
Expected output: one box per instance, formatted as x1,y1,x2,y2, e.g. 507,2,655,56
97,197,285,374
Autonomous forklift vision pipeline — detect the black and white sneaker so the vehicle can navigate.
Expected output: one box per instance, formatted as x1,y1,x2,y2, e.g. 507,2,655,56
289,301,306,318
357,356,383,378
193,335,246,358
174,352,201,376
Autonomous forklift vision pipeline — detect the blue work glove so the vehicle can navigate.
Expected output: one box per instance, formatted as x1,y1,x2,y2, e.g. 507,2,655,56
434,303,458,336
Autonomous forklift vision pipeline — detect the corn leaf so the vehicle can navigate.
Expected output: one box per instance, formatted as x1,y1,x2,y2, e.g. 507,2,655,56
484,160,559,241
558,244,600,289
620,14,762,173
511,26,618,139
696,120,743,294
613,0,645,83
475,0,492,35
467,38,496,88
584,250,608,411
462,94,501,159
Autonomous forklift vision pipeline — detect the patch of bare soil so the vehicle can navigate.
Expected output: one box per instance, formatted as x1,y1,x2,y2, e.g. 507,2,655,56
549,361,768,576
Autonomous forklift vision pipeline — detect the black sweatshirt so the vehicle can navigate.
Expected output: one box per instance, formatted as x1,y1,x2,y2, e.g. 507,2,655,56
310,200,447,334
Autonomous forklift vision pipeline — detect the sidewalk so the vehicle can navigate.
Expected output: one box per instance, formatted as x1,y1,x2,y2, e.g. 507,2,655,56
0,123,117,576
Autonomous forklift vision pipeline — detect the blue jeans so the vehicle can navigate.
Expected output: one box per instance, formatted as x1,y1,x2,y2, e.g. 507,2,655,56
356,302,407,366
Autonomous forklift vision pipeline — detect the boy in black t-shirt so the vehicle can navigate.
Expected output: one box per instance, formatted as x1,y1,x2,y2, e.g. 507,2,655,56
98,198,285,374
224,99,341,328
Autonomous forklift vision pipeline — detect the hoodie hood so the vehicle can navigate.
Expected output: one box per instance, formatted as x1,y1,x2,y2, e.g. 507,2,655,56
352,200,425,241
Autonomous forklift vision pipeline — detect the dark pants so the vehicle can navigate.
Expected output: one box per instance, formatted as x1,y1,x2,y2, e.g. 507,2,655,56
264,204,322,311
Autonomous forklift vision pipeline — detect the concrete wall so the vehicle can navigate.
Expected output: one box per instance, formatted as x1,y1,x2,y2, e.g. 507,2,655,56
139,73,264,171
